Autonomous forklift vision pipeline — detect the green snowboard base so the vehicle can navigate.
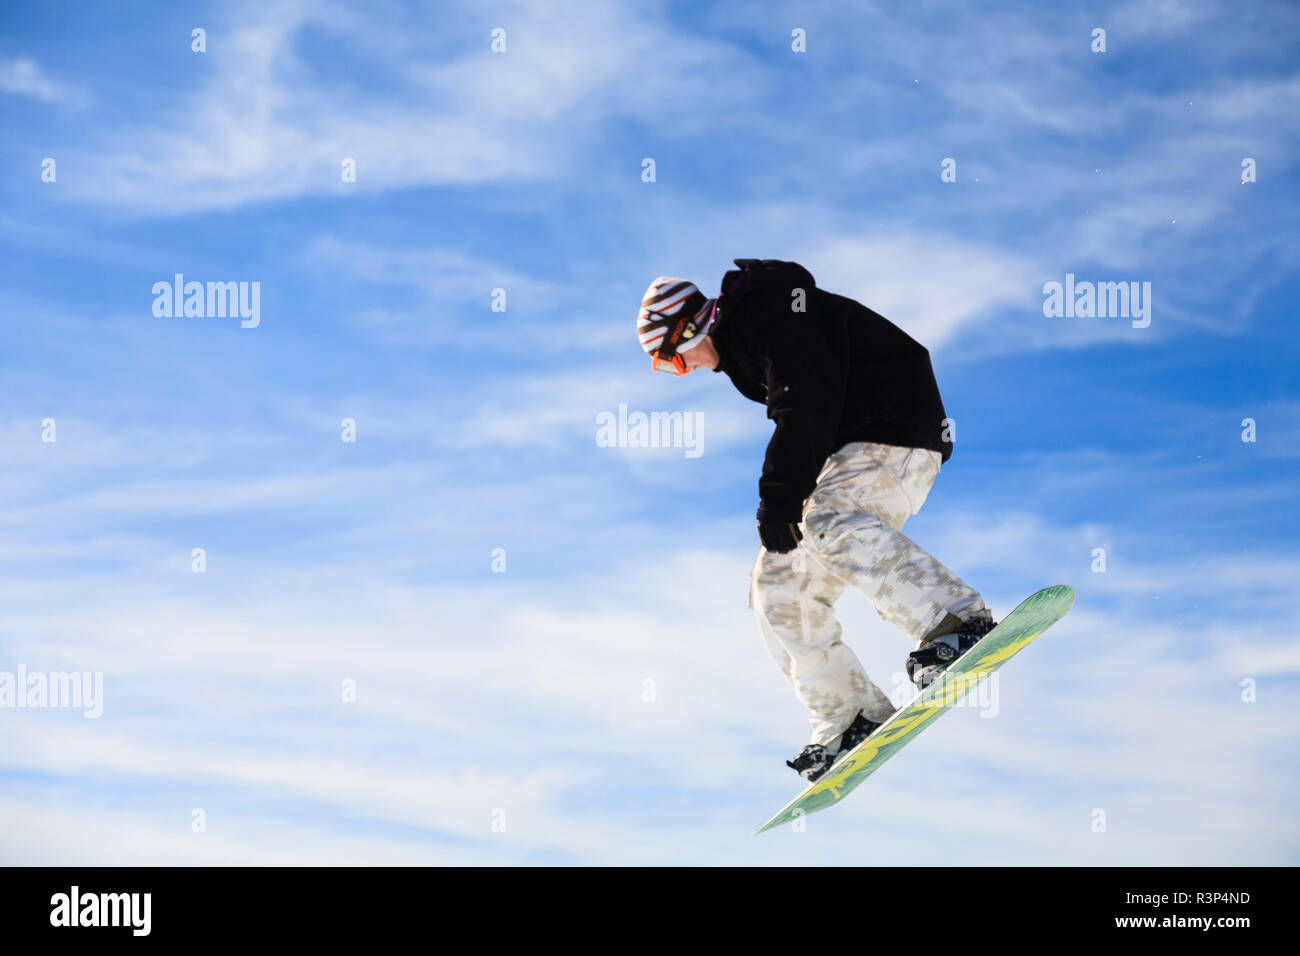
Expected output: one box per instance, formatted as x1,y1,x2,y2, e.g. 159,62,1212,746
755,584,1076,834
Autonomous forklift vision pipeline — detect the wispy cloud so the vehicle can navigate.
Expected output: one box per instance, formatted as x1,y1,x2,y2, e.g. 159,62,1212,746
0,56,83,106
58,0,757,214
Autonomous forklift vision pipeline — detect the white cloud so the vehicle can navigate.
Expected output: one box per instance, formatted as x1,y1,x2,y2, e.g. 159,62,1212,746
813,234,1038,349
0,57,81,105
65,0,757,214
2,488,1298,863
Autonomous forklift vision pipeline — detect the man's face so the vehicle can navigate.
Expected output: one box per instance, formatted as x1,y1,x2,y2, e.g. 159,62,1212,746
678,334,719,373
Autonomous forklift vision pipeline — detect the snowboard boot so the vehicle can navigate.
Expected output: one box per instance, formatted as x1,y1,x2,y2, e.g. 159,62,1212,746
906,613,996,689
786,710,888,782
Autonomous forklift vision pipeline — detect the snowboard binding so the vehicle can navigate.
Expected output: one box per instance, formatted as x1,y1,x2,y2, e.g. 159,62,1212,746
786,711,886,781
906,615,996,689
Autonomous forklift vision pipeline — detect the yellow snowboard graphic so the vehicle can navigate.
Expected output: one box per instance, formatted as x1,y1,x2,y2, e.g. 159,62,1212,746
755,585,1076,834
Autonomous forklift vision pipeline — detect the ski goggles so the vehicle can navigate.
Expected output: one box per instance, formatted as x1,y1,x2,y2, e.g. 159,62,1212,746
650,344,689,376
643,299,717,376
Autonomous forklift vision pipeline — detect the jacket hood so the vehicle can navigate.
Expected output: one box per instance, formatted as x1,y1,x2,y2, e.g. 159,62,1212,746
720,259,817,302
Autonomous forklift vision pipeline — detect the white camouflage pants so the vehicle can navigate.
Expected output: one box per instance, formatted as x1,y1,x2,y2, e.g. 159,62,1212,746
749,442,989,745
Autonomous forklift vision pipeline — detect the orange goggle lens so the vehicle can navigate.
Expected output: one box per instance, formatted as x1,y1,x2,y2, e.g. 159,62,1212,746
651,352,689,376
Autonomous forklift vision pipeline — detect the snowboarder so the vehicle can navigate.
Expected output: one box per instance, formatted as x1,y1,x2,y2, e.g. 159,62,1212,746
636,260,994,782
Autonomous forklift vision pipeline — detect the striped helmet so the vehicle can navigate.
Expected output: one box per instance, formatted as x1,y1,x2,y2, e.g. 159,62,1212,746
637,276,717,375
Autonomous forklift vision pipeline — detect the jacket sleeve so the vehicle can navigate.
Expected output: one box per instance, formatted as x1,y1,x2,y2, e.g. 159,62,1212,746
751,304,848,520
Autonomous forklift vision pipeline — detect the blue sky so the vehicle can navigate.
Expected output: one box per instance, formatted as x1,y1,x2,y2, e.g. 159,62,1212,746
1,0,1297,864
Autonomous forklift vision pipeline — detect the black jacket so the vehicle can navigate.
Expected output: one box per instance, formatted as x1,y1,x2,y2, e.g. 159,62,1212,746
710,259,953,521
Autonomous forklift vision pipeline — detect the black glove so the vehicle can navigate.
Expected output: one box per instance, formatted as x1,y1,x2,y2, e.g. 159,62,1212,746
757,502,803,554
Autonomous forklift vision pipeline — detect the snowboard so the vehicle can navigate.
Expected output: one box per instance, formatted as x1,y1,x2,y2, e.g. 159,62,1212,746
754,584,1076,834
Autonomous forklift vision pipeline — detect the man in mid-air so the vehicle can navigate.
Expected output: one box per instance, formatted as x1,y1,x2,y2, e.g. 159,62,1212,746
636,259,993,782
